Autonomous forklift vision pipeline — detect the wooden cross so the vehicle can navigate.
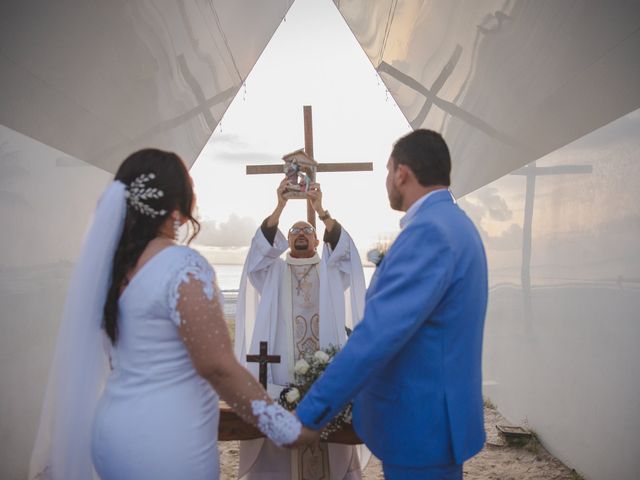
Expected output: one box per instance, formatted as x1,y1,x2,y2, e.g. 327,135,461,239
246,341,281,389
511,162,592,293
246,105,373,227
510,161,592,332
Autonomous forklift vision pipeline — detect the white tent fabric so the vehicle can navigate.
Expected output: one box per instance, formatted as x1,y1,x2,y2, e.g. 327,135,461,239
3,0,639,182
0,0,294,172
335,0,640,195
1,1,640,479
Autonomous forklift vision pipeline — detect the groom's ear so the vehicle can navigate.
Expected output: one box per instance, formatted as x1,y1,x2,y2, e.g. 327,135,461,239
395,163,412,186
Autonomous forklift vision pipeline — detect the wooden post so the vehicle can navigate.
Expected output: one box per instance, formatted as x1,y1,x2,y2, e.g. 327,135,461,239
303,105,316,228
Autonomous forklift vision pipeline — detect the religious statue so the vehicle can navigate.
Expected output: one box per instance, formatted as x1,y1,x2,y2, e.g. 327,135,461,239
282,149,317,199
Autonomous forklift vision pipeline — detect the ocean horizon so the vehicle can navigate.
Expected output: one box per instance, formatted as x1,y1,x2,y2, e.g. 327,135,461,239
212,263,376,292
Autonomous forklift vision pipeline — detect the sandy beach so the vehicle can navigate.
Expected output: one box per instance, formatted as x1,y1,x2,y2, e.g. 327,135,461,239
222,297,579,479
218,403,579,479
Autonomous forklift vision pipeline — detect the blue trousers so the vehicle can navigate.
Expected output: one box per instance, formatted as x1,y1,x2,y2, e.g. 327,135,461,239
382,463,463,480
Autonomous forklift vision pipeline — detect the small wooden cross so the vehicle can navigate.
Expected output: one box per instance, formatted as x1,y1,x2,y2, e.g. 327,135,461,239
246,341,281,389
246,105,373,227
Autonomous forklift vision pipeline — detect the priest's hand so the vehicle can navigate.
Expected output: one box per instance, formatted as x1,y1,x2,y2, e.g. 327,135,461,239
307,182,323,213
267,179,289,228
308,183,336,231
277,178,289,207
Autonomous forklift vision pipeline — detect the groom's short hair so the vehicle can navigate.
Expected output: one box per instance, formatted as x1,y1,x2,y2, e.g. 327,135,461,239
391,129,451,187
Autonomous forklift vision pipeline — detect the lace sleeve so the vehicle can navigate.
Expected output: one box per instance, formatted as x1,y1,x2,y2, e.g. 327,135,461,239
251,400,301,447
171,250,301,447
168,249,222,326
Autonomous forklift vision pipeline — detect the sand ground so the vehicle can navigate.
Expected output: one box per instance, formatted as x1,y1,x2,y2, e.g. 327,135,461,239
222,312,579,479
218,404,580,480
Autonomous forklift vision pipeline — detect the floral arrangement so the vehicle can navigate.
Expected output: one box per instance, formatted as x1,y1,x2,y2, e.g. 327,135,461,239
366,239,392,267
278,344,353,440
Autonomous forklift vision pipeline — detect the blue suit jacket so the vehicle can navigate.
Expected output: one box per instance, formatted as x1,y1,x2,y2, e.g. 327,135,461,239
296,190,488,467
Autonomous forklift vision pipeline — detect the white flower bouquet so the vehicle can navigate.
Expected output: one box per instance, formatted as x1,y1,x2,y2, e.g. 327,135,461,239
278,344,356,441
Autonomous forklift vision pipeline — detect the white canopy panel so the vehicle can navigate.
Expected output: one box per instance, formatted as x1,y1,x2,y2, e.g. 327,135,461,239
335,0,640,195
0,0,293,172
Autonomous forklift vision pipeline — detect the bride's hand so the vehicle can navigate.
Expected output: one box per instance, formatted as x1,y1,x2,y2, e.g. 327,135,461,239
285,413,320,448
286,425,320,448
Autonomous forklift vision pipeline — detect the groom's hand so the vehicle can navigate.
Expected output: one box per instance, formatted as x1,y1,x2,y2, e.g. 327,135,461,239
286,412,320,448
287,425,320,448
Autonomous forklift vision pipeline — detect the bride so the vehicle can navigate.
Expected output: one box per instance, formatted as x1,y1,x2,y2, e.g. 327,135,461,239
29,149,316,479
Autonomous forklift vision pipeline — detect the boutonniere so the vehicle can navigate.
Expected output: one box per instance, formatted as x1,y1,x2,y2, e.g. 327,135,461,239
366,240,392,267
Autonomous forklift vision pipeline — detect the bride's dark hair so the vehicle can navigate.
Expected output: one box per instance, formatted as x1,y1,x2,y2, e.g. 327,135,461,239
103,149,200,344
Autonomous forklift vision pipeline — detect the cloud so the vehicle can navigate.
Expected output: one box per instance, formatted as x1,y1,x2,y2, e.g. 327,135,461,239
204,132,282,165
193,245,249,265
465,187,513,222
458,194,521,250
195,214,258,247
212,150,281,165
484,223,523,251
211,132,243,146
203,132,246,151
457,197,485,225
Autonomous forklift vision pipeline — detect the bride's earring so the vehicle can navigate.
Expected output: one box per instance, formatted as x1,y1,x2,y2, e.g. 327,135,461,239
173,216,181,241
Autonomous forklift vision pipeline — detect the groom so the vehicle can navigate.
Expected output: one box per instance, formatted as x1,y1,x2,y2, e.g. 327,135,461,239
294,129,488,479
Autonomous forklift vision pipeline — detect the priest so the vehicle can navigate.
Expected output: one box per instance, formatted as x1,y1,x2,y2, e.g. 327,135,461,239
235,180,367,480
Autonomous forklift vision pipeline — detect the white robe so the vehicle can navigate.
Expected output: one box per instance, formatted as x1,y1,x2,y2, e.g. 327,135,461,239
234,225,368,479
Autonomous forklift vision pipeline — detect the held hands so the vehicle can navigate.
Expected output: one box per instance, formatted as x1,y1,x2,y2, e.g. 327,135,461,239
284,411,321,448
286,420,321,448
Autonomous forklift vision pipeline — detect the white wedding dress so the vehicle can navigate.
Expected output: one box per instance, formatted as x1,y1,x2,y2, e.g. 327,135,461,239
29,181,301,480
91,245,221,479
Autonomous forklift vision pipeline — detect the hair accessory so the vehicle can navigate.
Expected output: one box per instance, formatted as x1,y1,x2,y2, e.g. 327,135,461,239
125,173,167,218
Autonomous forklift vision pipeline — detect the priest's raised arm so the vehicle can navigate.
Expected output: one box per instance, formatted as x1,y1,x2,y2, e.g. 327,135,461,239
233,180,368,480
234,180,366,366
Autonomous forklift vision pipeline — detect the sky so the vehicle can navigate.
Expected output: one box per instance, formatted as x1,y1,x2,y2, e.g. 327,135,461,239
190,0,411,264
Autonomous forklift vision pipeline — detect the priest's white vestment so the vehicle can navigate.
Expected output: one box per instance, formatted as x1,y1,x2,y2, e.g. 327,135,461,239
234,223,368,479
